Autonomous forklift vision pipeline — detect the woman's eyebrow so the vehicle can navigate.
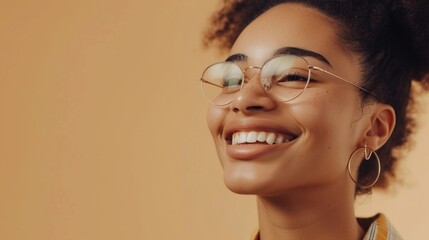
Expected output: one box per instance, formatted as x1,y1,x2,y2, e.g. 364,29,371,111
274,47,332,66
225,53,248,62
224,48,330,66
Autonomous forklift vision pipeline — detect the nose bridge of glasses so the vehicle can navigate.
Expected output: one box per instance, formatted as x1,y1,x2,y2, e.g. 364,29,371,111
243,65,262,81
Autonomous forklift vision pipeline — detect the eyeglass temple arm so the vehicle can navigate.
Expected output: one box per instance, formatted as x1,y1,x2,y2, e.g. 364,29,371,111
309,66,377,98
200,78,223,88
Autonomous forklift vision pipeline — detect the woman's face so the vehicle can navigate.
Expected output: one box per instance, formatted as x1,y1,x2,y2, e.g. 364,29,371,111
206,3,370,196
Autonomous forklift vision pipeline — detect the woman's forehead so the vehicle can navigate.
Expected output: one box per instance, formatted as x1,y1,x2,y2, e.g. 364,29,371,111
229,3,363,84
230,3,359,74
230,4,340,62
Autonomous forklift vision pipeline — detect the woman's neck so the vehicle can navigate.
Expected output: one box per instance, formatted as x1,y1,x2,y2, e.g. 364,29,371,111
256,183,364,240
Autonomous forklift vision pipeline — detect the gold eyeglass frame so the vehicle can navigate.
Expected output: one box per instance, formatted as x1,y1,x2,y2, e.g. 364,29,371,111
200,54,377,106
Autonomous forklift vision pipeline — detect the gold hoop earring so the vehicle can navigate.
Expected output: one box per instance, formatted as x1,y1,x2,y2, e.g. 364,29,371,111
347,145,381,189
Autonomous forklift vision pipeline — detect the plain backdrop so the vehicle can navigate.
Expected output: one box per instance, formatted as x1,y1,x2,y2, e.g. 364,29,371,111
0,0,428,239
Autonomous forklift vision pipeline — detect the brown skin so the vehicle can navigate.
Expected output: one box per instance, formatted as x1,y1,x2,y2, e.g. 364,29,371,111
206,3,395,240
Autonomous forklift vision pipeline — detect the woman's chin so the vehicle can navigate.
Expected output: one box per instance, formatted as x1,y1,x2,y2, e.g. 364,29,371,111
223,173,271,195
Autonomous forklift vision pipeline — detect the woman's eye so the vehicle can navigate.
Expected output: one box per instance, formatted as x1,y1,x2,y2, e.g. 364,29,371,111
276,74,308,83
222,77,242,87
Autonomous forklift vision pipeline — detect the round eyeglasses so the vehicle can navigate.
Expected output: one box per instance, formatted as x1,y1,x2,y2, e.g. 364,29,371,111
200,54,376,106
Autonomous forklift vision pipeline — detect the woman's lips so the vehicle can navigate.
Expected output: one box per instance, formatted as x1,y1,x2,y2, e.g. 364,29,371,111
223,118,300,160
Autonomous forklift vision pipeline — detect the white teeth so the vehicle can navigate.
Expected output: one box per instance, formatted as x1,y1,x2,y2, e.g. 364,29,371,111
257,132,267,142
266,132,275,145
239,132,247,144
246,131,257,143
231,131,293,145
275,135,284,144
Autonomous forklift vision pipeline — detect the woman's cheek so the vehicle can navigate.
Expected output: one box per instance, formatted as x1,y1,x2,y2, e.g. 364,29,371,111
206,106,230,168
206,105,227,139
289,97,330,125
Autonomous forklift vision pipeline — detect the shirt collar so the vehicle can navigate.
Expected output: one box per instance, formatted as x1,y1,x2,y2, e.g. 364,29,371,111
362,213,403,240
249,213,402,240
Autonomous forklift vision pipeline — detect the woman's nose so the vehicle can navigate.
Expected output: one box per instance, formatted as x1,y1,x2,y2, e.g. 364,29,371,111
229,72,277,114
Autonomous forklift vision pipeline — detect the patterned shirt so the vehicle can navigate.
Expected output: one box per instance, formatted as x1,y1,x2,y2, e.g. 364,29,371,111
362,214,402,240
249,213,402,240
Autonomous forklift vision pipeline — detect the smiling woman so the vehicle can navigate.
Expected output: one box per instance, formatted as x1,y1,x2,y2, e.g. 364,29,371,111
201,1,429,239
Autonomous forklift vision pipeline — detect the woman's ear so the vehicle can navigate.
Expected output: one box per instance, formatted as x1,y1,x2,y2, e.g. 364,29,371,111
364,103,396,150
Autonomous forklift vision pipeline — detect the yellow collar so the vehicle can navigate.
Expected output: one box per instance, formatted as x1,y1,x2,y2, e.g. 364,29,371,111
249,213,402,240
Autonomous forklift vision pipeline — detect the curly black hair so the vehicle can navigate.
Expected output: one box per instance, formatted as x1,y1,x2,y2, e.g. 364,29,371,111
203,0,429,195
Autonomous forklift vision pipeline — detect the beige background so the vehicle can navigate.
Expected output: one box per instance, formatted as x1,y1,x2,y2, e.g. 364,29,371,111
0,1,428,239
